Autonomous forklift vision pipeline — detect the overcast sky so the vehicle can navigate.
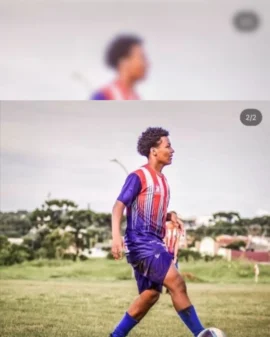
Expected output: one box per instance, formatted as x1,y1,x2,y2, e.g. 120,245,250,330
1,101,269,218
0,0,269,100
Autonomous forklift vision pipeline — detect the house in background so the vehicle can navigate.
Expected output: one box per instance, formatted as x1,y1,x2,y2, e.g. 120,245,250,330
196,235,270,263
7,238,23,245
215,235,249,247
246,236,270,252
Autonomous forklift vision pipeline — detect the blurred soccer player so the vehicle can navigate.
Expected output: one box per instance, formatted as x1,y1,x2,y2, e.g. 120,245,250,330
164,218,181,294
165,218,182,268
109,127,205,337
91,35,148,100
254,263,260,283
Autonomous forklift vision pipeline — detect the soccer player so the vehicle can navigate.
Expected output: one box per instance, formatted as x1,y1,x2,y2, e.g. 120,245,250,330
165,218,182,269
110,127,205,337
91,35,148,100
254,263,260,283
164,219,182,294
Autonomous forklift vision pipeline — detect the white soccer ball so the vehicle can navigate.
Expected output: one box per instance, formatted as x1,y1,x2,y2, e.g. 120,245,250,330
197,327,227,337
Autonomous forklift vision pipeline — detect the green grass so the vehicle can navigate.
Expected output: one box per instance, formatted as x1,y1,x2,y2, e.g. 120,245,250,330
0,280,269,337
0,259,270,337
1,258,270,283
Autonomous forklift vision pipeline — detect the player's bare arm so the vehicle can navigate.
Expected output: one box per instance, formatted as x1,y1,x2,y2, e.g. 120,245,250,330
173,235,180,264
166,211,184,235
111,200,125,260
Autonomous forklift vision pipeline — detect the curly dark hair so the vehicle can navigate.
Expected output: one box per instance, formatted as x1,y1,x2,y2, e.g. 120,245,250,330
137,127,169,158
105,35,143,69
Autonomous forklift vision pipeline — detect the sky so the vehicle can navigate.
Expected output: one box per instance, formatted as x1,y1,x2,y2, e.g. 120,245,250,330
1,101,269,218
0,0,269,100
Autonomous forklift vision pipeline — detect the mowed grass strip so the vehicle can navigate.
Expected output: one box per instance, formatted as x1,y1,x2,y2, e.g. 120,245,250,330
1,280,270,337
1,259,270,284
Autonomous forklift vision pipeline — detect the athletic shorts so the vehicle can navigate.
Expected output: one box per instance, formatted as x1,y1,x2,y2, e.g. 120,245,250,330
168,252,179,270
131,251,173,294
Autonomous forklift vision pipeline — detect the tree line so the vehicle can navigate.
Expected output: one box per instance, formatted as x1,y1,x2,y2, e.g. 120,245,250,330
0,200,269,266
0,199,122,265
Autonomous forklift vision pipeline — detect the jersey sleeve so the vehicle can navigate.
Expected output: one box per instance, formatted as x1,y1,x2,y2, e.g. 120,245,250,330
90,91,107,100
117,173,142,207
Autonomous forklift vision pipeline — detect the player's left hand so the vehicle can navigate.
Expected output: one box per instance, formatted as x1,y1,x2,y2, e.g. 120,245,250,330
171,212,185,235
111,235,124,260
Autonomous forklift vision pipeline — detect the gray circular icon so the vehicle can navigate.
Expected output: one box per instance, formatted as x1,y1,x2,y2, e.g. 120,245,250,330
240,109,262,126
233,10,260,32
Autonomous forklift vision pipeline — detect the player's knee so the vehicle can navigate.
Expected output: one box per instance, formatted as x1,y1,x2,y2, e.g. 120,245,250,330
172,275,187,294
176,275,187,293
147,291,160,305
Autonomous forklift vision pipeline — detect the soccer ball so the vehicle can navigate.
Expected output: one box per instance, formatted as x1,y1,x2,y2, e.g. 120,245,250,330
197,327,227,337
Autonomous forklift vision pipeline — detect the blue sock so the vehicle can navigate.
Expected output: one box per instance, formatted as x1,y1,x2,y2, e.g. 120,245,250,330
178,305,205,337
111,312,138,337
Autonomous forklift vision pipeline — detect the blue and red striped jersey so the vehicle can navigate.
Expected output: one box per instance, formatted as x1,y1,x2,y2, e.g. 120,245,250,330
117,164,170,262
91,80,140,100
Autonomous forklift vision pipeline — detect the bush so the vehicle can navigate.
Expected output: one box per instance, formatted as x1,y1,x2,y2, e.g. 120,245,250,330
0,248,11,265
0,235,33,266
34,248,49,259
0,235,9,250
79,254,88,261
107,251,115,260
225,240,247,250
178,249,202,262
63,253,76,260
0,244,30,266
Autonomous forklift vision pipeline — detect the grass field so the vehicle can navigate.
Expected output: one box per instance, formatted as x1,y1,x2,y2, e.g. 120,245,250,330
1,258,270,283
1,259,270,337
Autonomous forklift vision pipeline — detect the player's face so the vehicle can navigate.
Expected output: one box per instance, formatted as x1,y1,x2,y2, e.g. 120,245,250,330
155,136,174,165
128,44,148,80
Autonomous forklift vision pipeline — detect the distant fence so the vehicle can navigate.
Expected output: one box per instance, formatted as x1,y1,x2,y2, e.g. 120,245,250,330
231,250,270,263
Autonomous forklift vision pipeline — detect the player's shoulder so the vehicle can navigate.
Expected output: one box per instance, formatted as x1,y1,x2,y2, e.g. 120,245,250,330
90,90,107,100
131,166,148,179
90,86,112,100
129,167,151,189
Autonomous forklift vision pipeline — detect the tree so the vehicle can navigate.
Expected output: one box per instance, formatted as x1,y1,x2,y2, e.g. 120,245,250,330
0,235,31,266
225,240,247,250
64,209,94,259
213,211,241,224
0,211,32,238
39,229,74,259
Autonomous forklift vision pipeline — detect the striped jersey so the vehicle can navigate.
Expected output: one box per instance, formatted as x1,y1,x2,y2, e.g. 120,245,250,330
117,164,170,262
91,80,140,100
165,224,181,254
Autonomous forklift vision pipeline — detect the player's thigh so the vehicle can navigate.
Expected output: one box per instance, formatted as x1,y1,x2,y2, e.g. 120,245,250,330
163,262,186,291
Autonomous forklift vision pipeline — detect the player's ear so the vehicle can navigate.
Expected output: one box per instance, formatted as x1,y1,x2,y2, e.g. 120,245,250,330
119,57,129,69
150,147,157,156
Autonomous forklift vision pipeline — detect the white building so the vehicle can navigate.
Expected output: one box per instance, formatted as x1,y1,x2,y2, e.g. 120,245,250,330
198,237,217,256
8,238,23,245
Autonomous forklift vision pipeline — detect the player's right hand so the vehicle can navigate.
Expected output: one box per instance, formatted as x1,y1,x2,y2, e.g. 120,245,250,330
111,235,124,260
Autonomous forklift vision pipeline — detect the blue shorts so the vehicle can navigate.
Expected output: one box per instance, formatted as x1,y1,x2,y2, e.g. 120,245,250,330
131,251,173,294
168,252,179,269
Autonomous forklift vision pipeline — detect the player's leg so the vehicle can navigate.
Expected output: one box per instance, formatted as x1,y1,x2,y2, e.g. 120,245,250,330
127,287,160,320
165,252,174,294
109,271,161,337
163,262,205,336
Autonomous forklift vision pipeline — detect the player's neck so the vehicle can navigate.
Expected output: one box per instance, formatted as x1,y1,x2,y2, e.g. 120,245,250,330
146,160,164,176
116,73,135,91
